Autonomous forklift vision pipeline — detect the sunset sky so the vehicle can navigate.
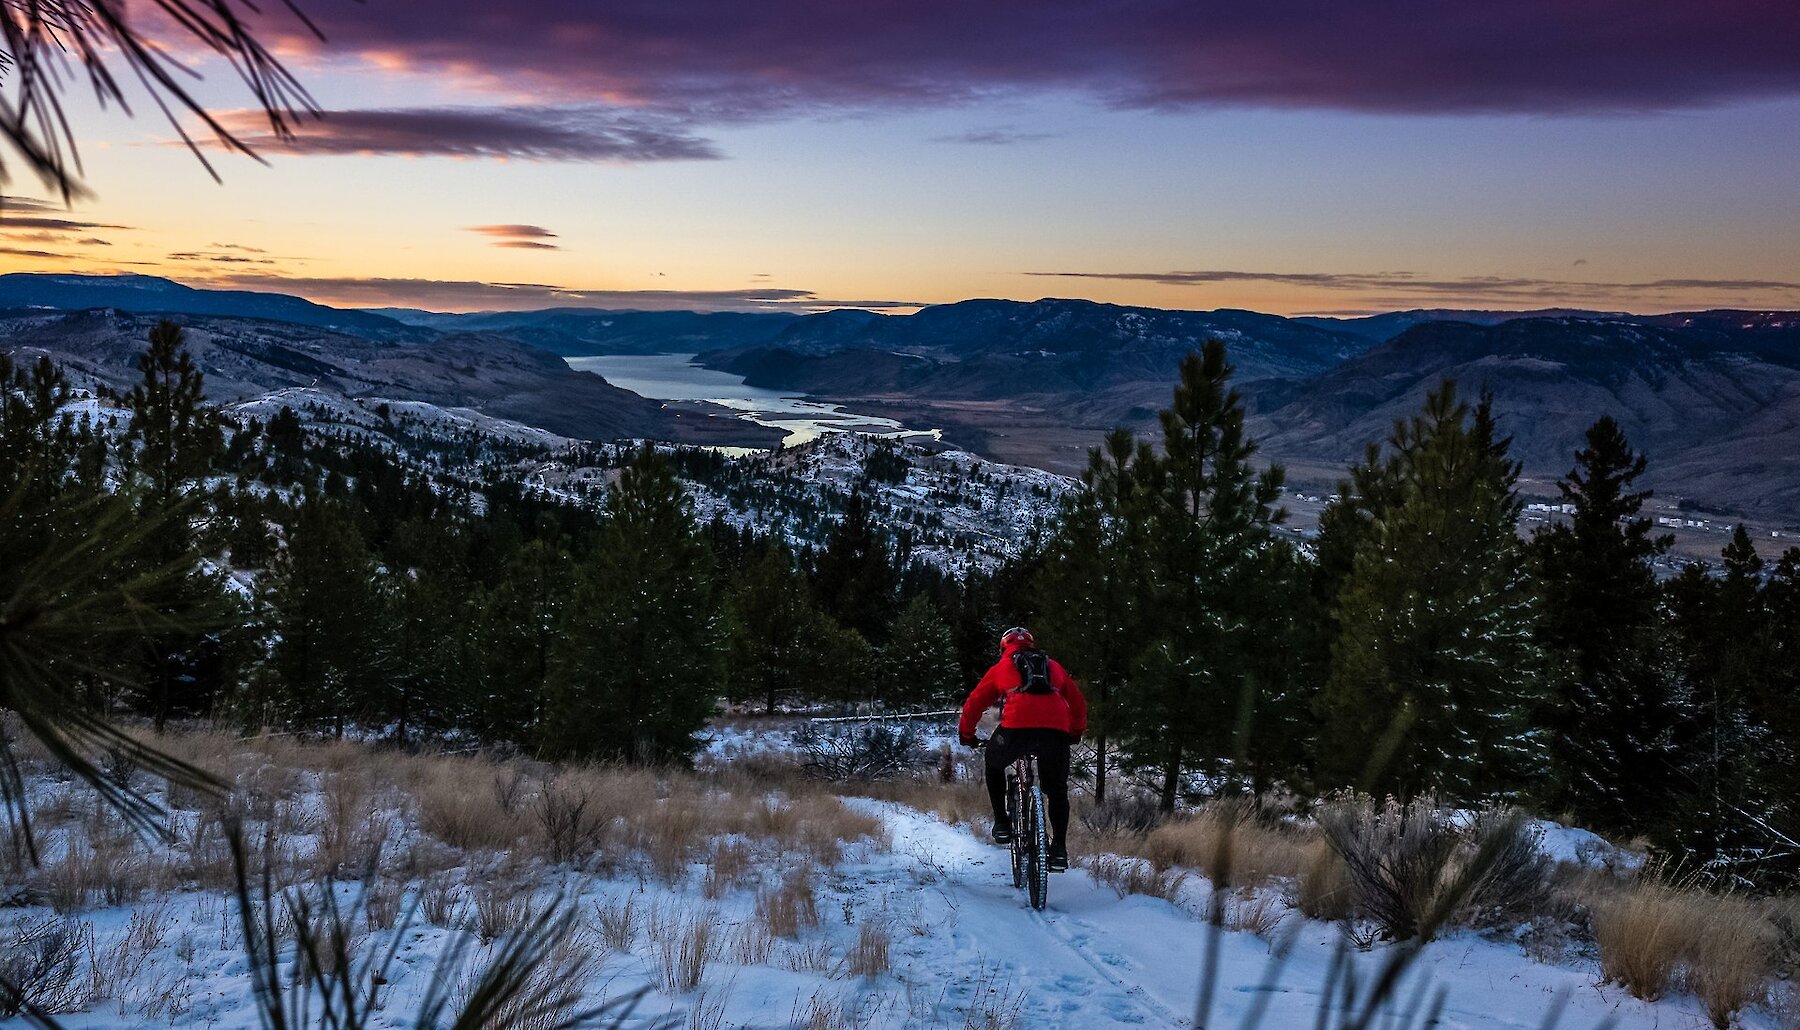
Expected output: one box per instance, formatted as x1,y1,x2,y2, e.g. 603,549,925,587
7,1,1800,316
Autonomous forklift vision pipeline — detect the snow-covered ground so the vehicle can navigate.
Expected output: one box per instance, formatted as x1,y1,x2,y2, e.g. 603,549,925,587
2,728,1785,1030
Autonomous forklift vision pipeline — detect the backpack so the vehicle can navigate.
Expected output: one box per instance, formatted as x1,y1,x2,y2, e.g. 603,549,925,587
1010,649,1055,695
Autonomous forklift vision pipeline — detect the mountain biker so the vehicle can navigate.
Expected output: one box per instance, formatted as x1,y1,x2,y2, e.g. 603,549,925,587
958,626,1087,872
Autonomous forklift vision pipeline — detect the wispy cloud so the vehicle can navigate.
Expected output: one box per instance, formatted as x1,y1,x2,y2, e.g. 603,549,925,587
1026,268,1800,305
214,106,721,162
465,224,562,250
931,128,1059,145
193,273,919,313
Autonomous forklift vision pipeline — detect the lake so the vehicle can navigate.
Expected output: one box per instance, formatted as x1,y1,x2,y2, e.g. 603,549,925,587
565,352,939,448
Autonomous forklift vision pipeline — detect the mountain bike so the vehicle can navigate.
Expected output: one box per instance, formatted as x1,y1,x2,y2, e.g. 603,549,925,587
984,737,1050,910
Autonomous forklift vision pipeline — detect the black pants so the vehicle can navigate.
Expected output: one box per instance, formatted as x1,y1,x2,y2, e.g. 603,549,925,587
985,727,1072,847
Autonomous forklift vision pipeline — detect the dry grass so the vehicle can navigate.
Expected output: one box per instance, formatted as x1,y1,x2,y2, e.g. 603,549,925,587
728,919,774,965
1082,854,1189,903
594,895,640,953
419,874,464,928
757,869,821,938
413,761,524,852
844,922,891,979
657,909,720,993
471,881,534,942
1592,880,1778,1026
1288,839,1356,922
702,839,755,899
1137,802,1307,886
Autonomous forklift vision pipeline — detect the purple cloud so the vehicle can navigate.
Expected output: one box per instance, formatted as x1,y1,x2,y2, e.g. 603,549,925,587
217,107,720,162
290,2,1800,117
1029,268,1800,306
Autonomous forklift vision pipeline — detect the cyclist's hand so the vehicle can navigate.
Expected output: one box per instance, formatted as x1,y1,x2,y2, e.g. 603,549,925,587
960,733,980,748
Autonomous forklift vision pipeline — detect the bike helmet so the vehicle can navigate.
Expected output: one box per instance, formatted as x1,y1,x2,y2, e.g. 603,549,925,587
1000,626,1035,650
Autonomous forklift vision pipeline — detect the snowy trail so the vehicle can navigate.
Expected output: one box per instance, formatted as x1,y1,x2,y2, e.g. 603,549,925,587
834,799,1733,1030
842,798,1198,1027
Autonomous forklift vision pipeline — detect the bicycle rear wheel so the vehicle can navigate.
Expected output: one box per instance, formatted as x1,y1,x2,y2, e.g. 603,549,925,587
1007,772,1025,889
1026,783,1049,910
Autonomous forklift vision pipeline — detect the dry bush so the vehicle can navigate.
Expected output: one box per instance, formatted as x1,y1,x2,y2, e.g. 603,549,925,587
414,760,524,852
703,840,754,900
844,922,891,979
1083,854,1189,902
530,772,618,867
658,909,720,993
312,771,391,879
685,985,733,1030
174,809,236,891
450,924,601,1030
594,895,639,953
757,869,821,938
1318,795,1546,943
0,916,93,1016
1076,792,1162,837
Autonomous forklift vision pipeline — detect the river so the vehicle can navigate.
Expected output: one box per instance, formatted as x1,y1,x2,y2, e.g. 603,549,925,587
565,352,939,448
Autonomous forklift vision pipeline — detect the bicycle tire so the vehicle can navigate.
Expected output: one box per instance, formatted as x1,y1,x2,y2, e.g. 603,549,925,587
1007,771,1025,889
1026,781,1049,910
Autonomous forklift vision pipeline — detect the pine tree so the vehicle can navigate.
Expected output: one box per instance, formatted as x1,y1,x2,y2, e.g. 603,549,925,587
474,537,574,744
127,321,221,510
812,489,898,641
725,543,842,713
123,321,231,729
262,498,389,737
1036,428,1158,803
1109,341,1291,811
1317,381,1542,802
1529,416,1674,833
1661,528,1789,879
543,447,722,763
878,595,959,709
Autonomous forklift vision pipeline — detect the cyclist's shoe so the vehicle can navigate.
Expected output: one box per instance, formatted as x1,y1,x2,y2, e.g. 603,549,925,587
1048,844,1069,872
991,819,1014,845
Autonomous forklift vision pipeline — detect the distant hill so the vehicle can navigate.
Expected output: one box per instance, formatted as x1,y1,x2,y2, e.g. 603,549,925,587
704,297,1372,428
0,273,416,337
0,308,778,447
1248,316,1800,517
1296,308,1626,343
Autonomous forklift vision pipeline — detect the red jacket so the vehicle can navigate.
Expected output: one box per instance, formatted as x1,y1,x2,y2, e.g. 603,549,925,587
959,644,1088,738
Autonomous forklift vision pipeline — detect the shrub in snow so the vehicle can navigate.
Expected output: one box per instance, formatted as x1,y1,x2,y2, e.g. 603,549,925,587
794,722,927,781
0,916,90,1015
1318,794,1548,944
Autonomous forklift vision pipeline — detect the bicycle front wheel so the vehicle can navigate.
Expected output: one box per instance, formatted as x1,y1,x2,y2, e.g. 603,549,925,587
1026,785,1049,910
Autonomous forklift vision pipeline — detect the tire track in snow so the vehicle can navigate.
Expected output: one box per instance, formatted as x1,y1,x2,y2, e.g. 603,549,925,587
1028,906,1195,1029
853,798,1194,1028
